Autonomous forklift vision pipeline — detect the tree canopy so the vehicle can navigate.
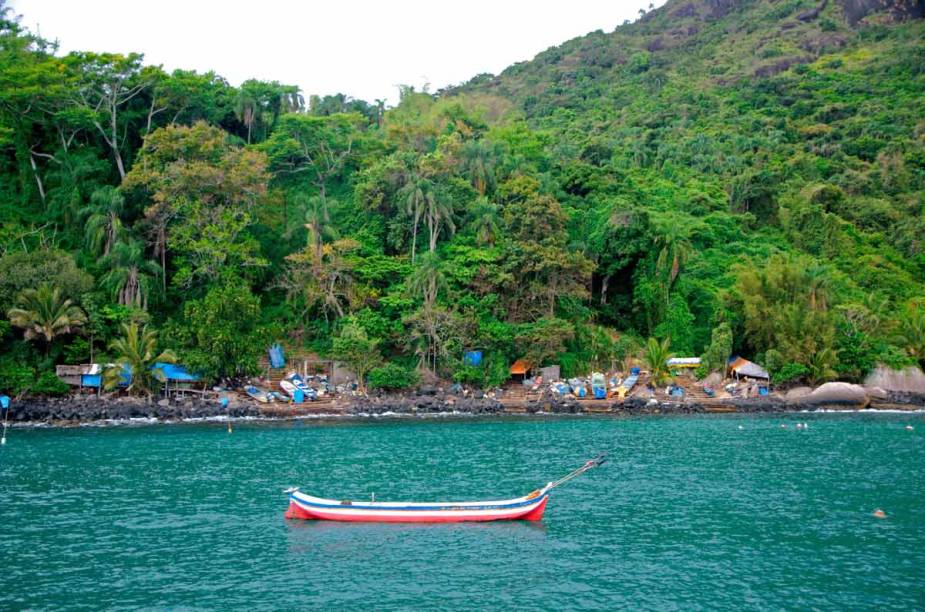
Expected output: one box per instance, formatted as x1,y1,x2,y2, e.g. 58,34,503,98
2,0,924,393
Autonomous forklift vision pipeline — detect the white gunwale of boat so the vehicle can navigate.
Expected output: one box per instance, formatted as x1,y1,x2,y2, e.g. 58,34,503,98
291,489,545,509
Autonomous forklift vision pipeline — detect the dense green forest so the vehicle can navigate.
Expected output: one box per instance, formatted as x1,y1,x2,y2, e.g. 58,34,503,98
1,0,923,395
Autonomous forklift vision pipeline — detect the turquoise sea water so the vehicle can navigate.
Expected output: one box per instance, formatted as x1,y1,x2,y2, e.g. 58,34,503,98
1,413,923,610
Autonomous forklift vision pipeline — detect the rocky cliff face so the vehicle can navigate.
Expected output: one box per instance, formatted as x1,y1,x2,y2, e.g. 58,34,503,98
837,0,924,24
664,0,923,26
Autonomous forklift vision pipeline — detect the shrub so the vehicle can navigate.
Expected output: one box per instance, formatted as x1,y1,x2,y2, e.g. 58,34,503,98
0,358,34,396
368,363,420,391
772,362,809,386
32,370,70,396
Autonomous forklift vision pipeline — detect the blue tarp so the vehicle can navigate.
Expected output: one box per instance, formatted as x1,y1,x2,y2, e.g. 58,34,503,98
269,344,286,369
81,374,102,388
153,362,201,382
464,351,483,366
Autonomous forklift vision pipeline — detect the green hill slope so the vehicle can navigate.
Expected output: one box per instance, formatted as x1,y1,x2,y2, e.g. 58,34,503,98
448,0,925,378
0,0,922,392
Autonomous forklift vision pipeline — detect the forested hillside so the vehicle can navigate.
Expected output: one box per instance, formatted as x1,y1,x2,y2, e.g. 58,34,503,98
1,0,923,395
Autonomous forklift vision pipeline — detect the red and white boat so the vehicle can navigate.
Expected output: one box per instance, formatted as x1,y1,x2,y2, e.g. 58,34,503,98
284,454,605,523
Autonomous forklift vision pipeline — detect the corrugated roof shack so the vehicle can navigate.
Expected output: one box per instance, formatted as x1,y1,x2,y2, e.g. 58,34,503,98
540,365,560,381
55,364,103,393
509,359,532,381
727,357,770,381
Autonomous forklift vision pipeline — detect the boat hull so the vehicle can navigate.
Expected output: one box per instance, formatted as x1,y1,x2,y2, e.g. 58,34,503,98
285,492,549,523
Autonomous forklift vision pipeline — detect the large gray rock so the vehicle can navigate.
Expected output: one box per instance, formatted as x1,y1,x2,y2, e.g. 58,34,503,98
801,382,868,406
785,386,813,400
865,366,925,394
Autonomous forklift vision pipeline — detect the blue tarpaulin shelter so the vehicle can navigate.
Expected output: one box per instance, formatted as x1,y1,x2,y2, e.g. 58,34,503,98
153,362,201,382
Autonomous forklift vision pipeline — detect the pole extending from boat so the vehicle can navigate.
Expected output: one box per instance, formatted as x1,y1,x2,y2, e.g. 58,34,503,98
540,453,607,494
283,454,606,523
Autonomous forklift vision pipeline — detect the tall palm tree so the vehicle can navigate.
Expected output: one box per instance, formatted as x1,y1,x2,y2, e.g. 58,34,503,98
408,252,445,310
235,87,260,144
80,185,125,256
290,193,337,267
470,197,501,246
425,188,455,253
399,174,429,263
643,337,675,387
99,238,160,309
104,323,177,396
374,99,386,128
8,284,87,355
805,264,831,312
460,140,496,196
655,228,692,296
806,348,838,386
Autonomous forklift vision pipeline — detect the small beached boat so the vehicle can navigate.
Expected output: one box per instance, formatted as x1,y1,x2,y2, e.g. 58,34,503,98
244,385,271,403
285,373,317,401
279,379,298,398
284,454,605,523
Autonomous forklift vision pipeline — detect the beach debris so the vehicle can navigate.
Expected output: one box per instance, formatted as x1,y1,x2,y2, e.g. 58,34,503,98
872,508,887,519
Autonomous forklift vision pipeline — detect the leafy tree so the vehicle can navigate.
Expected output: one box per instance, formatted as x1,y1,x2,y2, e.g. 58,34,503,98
406,306,459,374
65,52,149,179
172,282,265,380
103,323,176,396
235,79,303,144
734,254,837,368
7,284,86,355
331,320,381,391
0,250,93,313
698,322,732,378
278,238,358,326
123,122,269,291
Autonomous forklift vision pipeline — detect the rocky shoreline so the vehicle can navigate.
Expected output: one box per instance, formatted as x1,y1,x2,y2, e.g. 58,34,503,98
4,389,924,427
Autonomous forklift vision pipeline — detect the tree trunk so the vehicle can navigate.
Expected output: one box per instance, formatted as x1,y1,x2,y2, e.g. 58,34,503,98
110,107,126,180
410,225,417,264
28,152,46,206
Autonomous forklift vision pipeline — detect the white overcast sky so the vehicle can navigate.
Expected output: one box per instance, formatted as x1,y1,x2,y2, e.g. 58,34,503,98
11,0,666,105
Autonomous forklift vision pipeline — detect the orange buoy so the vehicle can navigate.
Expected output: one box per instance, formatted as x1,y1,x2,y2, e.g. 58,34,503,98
873,509,887,519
